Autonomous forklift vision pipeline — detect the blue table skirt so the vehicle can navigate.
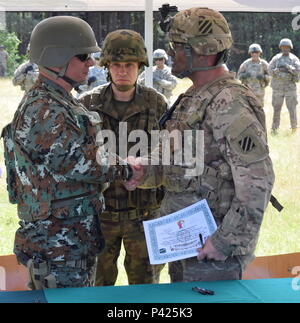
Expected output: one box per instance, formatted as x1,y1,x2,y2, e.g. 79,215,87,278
0,278,299,303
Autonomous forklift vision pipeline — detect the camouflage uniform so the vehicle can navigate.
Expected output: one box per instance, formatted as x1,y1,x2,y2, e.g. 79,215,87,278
238,58,269,107
0,46,8,77
139,52,177,104
1,16,132,289
139,8,275,282
268,41,300,130
12,61,39,93
80,30,167,286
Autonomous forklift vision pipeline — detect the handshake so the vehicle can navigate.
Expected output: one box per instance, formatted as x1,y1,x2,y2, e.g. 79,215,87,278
123,156,146,191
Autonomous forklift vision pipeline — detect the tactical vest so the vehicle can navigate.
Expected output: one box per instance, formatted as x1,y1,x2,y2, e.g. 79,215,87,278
162,75,263,207
1,81,105,222
81,84,165,216
162,73,281,214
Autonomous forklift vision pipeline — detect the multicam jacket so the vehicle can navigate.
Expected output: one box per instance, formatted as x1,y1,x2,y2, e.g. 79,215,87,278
140,72,275,265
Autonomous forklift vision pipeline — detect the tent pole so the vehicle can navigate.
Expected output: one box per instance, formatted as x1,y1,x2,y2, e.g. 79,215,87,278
144,0,153,87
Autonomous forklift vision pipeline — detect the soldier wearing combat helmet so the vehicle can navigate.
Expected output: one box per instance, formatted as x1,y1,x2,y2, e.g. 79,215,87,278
268,38,300,134
238,44,270,107
1,17,141,289
138,48,177,104
126,7,275,282
80,29,167,286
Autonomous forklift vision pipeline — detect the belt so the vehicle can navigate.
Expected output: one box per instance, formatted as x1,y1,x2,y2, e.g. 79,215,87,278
51,190,98,208
101,207,152,221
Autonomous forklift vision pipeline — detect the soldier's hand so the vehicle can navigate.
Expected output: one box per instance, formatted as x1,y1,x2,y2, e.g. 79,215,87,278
123,156,145,191
197,237,227,262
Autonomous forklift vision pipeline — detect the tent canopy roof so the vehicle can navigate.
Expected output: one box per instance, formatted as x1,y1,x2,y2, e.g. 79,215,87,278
0,0,298,12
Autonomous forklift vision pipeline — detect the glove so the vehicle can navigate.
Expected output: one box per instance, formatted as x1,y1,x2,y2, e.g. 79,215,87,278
87,76,97,86
24,65,34,73
239,72,251,80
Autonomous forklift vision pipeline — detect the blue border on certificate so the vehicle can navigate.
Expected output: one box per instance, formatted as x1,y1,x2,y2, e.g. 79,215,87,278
147,199,216,262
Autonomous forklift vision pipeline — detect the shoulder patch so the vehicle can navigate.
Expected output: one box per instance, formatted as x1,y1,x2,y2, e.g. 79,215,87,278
225,112,269,165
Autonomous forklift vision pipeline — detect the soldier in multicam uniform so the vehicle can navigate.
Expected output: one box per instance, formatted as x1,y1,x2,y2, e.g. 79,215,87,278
139,49,177,104
1,16,139,289
238,44,270,107
0,45,8,77
80,30,167,286
268,38,300,134
127,7,275,282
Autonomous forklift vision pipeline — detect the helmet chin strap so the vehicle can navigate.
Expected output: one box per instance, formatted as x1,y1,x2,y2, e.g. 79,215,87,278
112,82,136,92
174,46,229,79
39,65,84,88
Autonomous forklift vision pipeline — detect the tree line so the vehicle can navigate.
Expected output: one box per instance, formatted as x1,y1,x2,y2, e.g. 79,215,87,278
2,11,300,75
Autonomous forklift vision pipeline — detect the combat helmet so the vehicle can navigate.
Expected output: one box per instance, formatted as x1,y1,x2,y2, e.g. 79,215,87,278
99,29,149,67
168,7,232,78
29,16,100,85
279,38,293,49
153,49,168,61
169,7,232,55
248,43,262,53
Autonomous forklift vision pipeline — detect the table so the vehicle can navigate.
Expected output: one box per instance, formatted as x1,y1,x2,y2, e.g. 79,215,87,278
0,278,299,303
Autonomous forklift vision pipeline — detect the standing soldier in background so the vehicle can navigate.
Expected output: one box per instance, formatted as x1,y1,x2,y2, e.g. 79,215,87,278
0,45,8,77
1,16,139,289
139,49,177,104
80,30,167,286
238,44,270,107
268,38,300,134
12,46,39,93
127,7,275,282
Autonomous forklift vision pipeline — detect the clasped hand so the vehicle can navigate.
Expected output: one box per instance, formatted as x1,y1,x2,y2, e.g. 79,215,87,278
123,156,145,191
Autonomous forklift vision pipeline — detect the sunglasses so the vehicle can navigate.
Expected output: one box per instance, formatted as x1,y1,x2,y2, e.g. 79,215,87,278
154,58,164,61
75,54,92,62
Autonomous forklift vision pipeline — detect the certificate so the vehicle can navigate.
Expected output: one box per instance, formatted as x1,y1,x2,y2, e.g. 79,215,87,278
143,199,217,265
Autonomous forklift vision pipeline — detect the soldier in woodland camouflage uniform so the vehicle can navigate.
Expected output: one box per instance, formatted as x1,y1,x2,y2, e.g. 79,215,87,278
139,49,177,104
1,17,137,289
268,38,300,134
127,7,275,282
238,44,270,107
80,30,167,286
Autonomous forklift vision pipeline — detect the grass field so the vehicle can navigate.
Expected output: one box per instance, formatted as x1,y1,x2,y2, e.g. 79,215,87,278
0,77,299,286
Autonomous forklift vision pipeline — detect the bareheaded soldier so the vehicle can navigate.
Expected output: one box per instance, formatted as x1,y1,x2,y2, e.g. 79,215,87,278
80,30,167,286
127,7,275,282
238,44,270,107
268,38,300,134
1,16,139,289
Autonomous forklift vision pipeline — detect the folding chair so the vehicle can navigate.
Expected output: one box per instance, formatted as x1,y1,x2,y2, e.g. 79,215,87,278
243,252,300,279
0,254,28,291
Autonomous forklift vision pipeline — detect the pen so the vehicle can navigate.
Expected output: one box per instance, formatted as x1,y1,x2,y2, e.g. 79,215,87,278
199,234,204,247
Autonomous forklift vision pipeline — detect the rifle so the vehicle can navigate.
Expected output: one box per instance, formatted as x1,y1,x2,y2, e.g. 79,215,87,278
158,93,184,128
158,3,178,32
